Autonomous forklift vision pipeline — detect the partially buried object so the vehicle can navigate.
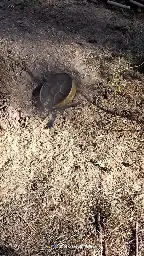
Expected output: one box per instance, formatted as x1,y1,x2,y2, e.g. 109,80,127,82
40,73,76,128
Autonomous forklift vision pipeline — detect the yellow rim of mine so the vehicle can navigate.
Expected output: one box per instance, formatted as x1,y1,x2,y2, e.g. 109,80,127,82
56,81,77,108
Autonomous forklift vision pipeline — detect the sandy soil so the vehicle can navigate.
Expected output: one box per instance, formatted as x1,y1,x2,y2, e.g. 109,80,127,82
0,1,144,255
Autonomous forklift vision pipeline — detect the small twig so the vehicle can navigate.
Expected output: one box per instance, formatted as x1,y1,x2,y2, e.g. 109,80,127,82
103,241,108,256
107,0,130,9
45,111,57,129
44,102,79,129
99,220,108,256
136,221,138,256
98,213,103,256
129,0,144,7
134,61,144,68
100,231,103,256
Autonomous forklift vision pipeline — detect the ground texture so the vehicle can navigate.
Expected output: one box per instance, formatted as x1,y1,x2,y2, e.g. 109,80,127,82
0,1,144,255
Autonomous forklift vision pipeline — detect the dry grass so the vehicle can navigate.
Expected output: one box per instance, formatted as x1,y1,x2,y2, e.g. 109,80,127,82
0,1,144,256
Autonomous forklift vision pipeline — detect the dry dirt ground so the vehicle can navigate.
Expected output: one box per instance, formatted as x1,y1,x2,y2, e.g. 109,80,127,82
0,1,144,256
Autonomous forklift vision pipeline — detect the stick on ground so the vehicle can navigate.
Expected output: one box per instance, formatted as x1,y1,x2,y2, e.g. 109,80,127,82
129,0,144,7
136,221,138,256
107,0,130,9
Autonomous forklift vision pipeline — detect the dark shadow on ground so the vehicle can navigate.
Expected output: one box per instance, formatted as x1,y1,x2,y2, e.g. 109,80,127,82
0,1,144,55
0,245,19,256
